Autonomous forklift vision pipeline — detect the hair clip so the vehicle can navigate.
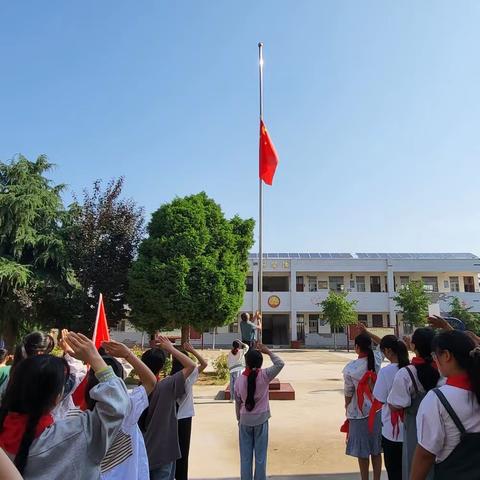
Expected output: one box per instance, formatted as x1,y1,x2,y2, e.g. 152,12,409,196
469,347,480,358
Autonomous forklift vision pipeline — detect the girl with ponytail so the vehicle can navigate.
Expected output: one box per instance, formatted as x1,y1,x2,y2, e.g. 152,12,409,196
388,327,440,480
227,340,249,403
412,330,480,480
234,344,284,480
343,331,384,480
0,332,129,479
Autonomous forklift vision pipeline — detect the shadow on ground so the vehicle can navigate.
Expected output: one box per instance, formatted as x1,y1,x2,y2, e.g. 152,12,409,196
193,474,387,480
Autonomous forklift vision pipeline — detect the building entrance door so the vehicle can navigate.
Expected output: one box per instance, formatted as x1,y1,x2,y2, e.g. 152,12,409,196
261,314,290,345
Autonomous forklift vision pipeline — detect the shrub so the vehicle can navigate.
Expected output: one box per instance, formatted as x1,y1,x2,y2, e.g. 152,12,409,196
213,353,229,381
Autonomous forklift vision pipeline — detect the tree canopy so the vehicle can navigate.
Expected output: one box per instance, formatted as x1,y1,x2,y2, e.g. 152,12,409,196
448,297,480,334
128,192,254,341
0,155,74,346
394,280,430,328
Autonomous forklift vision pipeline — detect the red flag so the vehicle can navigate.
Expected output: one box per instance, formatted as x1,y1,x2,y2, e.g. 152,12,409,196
259,120,279,185
72,294,110,408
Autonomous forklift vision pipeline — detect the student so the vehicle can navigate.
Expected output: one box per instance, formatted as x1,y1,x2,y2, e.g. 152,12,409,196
240,313,258,348
234,344,285,480
171,342,208,480
228,340,249,402
0,332,129,480
373,335,410,480
411,330,480,480
343,333,384,480
387,328,440,480
140,337,196,480
85,339,156,480
0,348,11,391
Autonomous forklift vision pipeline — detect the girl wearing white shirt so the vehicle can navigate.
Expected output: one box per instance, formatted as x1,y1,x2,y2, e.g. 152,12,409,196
343,333,384,480
387,328,440,480
171,343,207,480
411,330,480,480
372,335,410,480
227,340,249,402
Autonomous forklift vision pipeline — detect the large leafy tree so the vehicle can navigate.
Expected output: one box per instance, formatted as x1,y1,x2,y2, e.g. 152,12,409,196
394,280,430,329
0,155,75,347
319,291,358,350
128,192,254,342
449,297,480,334
65,178,144,332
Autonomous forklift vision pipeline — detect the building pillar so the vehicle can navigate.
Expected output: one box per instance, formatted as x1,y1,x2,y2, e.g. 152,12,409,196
290,265,297,342
387,262,397,328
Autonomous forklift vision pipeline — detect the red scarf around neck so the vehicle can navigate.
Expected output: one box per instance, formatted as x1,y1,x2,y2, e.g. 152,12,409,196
411,356,438,369
0,412,54,455
446,373,472,391
243,368,261,377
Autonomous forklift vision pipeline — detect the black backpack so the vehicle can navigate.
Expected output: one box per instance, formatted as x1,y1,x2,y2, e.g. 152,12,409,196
433,388,480,480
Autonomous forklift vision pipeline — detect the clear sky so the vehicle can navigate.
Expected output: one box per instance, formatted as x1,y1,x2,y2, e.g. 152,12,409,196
1,1,480,254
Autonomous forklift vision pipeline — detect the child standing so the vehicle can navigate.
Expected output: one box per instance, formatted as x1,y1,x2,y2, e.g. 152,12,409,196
387,328,440,480
140,337,196,480
0,332,129,479
234,344,285,480
411,330,480,480
171,342,208,480
228,340,249,402
343,333,384,480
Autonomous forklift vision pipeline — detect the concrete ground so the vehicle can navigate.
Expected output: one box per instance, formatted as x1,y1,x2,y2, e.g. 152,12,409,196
189,349,387,479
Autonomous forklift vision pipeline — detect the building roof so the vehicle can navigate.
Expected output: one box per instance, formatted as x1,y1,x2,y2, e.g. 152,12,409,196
248,252,479,260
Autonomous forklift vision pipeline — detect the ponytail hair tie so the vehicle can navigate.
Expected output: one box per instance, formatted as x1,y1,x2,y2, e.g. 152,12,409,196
469,347,480,358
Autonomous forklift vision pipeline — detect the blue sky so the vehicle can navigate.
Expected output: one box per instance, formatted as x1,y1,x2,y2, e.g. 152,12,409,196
1,1,480,254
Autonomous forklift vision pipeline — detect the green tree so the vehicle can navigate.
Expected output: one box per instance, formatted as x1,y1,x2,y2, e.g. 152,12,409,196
448,297,480,334
394,280,430,329
0,155,75,347
319,291,358,350
128,192,254,342
65,178,144,332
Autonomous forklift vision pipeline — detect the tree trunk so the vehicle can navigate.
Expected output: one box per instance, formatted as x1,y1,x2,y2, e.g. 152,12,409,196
3,318,18,353
333,327,337,351
181,325,190,345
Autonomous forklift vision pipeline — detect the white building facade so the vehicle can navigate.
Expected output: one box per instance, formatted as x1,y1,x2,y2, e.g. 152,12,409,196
197,252,480,348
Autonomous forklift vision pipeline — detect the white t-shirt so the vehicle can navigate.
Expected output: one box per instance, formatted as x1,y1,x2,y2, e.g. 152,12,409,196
417,385,480,463
343,350,383,419
373,363,404,442
101,386,149,480
227,346,248,373
177,368,199,420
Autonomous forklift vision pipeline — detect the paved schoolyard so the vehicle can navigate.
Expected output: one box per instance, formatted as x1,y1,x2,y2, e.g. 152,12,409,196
189,349,388,479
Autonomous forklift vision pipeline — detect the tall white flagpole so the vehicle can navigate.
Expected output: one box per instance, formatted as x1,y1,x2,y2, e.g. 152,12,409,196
258,42,264,342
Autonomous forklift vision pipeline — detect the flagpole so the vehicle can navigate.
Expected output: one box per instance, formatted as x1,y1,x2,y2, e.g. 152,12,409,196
258,42,264,343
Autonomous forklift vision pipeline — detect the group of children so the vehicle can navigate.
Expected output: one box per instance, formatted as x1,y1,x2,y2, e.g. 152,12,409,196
343,316,480,480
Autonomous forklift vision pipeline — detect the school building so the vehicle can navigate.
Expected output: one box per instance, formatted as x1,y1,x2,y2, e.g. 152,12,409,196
113,252,480,348
195,252,480,348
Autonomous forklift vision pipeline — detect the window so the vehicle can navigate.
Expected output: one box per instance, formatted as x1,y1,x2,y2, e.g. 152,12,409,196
245,276,253,292
308,314,319,333
296,314,305,343
372,314,384,327
296,276,304,292
400,276,410,289
449,277,459,292
318,280,328,290
262,276,289,292
358,314,368,325
370,276,381,292
329,276,344,292
422,276,438,292
228,322,238,333
464,276,475,293
356,276,366,292
307,276,317,292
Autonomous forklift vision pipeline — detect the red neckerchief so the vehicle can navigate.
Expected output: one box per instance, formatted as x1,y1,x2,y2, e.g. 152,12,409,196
340,418,350,441
242,368,260,377
391,410,405,439
358,352,368,359
411,356,438,370
446,373,472,391
357,370,377,413
368,398,383,432
0,412,54,455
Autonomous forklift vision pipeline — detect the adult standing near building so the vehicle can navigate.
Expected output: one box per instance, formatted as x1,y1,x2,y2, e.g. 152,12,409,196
240,313,260,347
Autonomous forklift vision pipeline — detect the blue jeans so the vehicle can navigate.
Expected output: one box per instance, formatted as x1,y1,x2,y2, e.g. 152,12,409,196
239,422,269,480
230,371,241,401
150,462,175,480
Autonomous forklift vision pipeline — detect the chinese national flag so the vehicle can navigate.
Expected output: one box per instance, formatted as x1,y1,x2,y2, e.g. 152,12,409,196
259,120,279,185
72,294,110,408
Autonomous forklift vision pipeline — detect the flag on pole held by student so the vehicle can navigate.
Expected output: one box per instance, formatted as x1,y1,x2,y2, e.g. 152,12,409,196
259,120,279,185
72,293,110,408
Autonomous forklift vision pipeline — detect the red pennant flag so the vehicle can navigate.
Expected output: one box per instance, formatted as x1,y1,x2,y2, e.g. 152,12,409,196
259,120,279,185
72,294,110,408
